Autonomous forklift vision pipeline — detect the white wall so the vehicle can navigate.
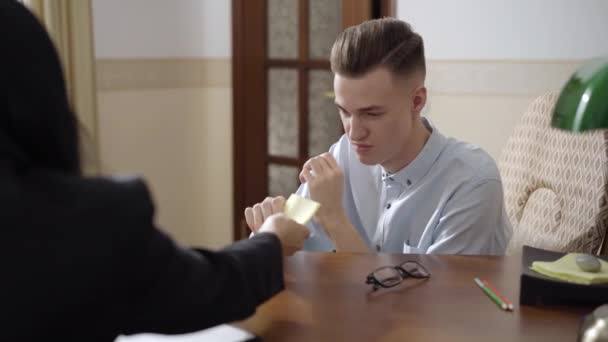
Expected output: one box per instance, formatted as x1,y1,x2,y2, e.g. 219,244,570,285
397,0,608,60
397,0,608,160
93,0,231,58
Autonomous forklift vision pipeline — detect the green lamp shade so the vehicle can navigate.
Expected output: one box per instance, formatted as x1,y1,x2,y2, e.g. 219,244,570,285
551,58,608,131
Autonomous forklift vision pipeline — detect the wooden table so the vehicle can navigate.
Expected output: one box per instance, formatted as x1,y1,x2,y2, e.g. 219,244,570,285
236,252,594,341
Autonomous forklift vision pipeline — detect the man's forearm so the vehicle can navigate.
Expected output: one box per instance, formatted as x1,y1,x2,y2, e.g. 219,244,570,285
316,211,369,253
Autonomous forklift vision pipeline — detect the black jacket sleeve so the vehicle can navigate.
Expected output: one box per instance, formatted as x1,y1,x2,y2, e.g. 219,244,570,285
113,181,285,335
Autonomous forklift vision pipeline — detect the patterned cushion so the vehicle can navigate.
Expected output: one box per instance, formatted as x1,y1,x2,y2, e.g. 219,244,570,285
499,92,608,255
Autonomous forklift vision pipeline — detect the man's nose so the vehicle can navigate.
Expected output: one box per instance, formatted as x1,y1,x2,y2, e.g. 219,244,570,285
348,115,368,141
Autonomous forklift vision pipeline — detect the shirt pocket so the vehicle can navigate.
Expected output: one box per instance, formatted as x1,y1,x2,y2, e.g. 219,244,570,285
403,242,423,254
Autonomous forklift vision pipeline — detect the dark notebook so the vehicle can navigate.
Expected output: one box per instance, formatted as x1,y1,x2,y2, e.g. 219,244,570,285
520,245,608,305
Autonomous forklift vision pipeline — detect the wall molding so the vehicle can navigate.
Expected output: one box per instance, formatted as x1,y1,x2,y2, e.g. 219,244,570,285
96,58,231,91
426,59,584,96
96,58,584,97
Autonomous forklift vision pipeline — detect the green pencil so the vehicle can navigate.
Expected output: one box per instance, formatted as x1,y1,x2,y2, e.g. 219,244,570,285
474,277,508,311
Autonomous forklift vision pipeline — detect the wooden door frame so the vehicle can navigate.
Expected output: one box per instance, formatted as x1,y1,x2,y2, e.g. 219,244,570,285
232,0,267,241
232,0,396,241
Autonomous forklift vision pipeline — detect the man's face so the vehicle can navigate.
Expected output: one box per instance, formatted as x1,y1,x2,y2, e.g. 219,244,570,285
334,67,426,170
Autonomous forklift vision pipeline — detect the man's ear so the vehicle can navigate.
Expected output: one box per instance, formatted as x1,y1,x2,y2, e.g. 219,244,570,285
412,86,427,116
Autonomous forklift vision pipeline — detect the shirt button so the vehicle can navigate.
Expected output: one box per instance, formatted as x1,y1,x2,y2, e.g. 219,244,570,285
386,203,391,209
406,179,412,186
375,245,381,252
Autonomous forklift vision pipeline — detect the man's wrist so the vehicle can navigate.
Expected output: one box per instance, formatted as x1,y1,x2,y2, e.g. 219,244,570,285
316,209,348,234
315,209,369,253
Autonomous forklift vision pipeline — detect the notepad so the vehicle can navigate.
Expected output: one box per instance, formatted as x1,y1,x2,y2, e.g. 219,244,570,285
531,253,608,285
283,194,320,225
114,324,257,342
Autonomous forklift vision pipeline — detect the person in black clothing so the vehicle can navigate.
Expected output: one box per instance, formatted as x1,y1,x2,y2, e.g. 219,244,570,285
0,1,310,341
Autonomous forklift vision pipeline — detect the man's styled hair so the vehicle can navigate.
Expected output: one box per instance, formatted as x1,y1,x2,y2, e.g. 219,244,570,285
330,18,425,79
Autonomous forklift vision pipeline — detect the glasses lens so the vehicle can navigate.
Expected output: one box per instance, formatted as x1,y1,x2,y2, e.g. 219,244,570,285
401,261,430,278
372,266,402,287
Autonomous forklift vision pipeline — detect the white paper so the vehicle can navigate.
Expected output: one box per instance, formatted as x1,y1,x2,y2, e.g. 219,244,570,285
115,324,255,342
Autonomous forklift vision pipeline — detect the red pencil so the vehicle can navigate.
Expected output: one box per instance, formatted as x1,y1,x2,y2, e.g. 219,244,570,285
482,279,514,311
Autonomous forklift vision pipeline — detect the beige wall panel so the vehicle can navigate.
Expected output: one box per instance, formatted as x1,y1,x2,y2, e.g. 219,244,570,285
426,94,536,161
97,87,233,249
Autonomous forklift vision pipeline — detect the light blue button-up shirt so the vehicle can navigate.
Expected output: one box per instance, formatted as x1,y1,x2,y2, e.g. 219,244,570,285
298,119,512,255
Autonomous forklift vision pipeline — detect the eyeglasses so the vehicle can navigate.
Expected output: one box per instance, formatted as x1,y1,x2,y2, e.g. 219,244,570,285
366,260,430,291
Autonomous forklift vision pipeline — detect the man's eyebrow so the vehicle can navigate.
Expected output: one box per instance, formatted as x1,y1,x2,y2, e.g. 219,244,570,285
335,103,385,112
358,105,385,112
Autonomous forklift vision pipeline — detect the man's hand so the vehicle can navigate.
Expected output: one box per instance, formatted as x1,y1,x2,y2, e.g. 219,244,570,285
299,153,344,222
299,153,369,253
244,196,286,233
258,214,310,256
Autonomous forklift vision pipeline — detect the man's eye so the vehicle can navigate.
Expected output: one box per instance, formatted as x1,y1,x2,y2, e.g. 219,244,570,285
366,112,383,117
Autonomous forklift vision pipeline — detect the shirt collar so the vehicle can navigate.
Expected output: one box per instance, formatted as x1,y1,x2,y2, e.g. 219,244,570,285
382,118,448,188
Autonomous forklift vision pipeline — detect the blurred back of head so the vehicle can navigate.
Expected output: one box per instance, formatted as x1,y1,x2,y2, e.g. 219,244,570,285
0,0,80,175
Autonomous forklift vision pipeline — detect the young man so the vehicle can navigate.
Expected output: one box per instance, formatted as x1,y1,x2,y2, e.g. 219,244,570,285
246,18,511,255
